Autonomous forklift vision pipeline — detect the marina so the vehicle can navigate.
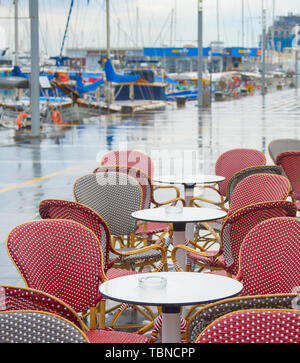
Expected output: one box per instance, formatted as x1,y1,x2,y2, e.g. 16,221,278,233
0,0,300,346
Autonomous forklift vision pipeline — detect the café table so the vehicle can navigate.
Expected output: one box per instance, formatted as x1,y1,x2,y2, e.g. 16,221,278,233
132,207,227,270
99,272,243,343
153,174,225,239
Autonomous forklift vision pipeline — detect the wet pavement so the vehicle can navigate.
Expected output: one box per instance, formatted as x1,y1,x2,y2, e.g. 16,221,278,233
1,87,300,286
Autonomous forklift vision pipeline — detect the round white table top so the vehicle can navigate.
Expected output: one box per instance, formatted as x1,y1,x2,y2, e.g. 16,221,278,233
153,174,225,185
132,207,227,223
99,272,243,307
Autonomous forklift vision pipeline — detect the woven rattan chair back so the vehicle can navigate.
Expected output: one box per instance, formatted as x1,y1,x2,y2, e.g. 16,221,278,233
6,219,105,313
276,151,300,201
39,199,112,272
95,166,152,209
73,172,143,236
220,201,297,276
228,173,290,215
100,150,154,179
215,148,266,197
187,293,298,343
226,165,283,203
195,309,300,343
0,285,85,330
268,138,300,163
237,217,300,296
0,311,89,343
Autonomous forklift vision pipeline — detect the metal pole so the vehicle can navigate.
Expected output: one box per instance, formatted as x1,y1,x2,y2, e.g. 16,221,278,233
29,0,40,137
242,0,245,48
261,6,266,96
106,0,110,58
296,48,299,89
14,0,19,66
197,0,203,108
106,0,112,108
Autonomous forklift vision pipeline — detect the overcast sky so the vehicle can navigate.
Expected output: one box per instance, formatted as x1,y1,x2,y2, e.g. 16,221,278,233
0,0,300,55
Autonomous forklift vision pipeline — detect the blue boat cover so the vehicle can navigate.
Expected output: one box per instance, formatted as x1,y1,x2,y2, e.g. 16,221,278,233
75,75,104,96
11,66,29,79
104,59,139,83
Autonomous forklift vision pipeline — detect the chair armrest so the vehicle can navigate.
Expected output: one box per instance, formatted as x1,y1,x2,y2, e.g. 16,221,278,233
171,244,221,272
189,197,228,211
151,184,181,206
153,197,187,208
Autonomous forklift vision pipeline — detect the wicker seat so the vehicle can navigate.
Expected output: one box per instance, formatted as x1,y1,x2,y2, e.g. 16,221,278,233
73,171,168,272
0,311,89,343
268,138,300,163
186,293,299,343
195,309,300,343
236,217,300,296
172,201,297,274
94,166,182,246
0,285,151,343
226,165,283,204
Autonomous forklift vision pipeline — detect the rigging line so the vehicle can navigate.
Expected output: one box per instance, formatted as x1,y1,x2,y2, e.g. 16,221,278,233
153,11,172,46
219,0,229,45
60,0,75,58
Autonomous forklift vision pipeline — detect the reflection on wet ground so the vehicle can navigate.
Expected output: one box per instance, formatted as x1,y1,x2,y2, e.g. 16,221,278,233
1,88,300,286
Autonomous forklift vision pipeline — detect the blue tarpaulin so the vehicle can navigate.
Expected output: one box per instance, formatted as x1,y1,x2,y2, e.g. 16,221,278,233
104,58,139,83
75,75,104,96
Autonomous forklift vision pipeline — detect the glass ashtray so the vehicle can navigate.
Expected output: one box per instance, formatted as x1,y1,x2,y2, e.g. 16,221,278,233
165,205,183,214
138,276,167,289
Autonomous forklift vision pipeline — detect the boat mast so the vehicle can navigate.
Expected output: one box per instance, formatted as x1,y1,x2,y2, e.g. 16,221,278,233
106,0,112,107
29,0,40,136
261,1,266,95
197,0,203,108
13,0,19,66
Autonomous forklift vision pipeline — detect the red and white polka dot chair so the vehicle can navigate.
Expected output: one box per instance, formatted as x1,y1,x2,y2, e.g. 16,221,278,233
6,219,108,330
171,201,297,275
186,293,299,342
193,148,267,211
100,150,155,179
228,173,290,216
195,309,300,343
236,217,300,296
39,199,167,275
0,285,151,343
276,151,300,210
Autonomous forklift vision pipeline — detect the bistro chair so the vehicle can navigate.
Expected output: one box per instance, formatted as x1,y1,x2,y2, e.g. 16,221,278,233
186,293,299,343
193,148,267,211
236,217,300,296
268,138,300,163
39,199,167,276
276,151,300,210
172,201,297,276
6,219,159,331
73,171,172,272
195,309,300,343
100,150,154,179
94,166,184,248
226,165,283,204
191,172,290,250
0,285,151,343
0,311,90,343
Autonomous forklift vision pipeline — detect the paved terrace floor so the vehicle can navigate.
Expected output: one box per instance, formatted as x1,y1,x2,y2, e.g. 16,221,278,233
1,88,300,286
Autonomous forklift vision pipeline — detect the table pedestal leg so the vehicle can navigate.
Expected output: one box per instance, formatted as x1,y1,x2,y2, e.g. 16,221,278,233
173,223,186,270
185,184,195,241
162,305,181,343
